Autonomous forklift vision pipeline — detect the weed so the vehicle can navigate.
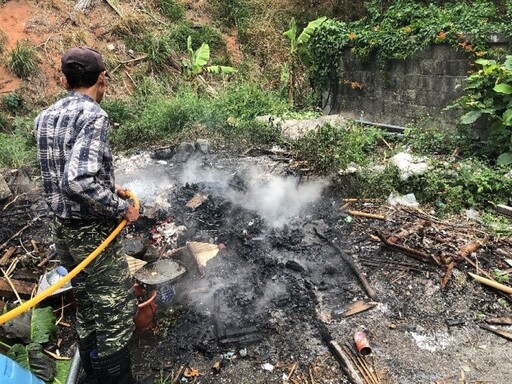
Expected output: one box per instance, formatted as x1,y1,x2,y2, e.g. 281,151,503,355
292,122,383,174
157,0,185,21
491,269,510,283
0,29,7,54
0,132,35,168
7,40,38,79
136,32,174,71
1,91,23,114
112,12,148,37
0,112,10,131
403,122,471,156
208,0,252,29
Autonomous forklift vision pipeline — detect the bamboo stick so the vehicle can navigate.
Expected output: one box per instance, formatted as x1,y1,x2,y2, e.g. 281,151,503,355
468,272,512,294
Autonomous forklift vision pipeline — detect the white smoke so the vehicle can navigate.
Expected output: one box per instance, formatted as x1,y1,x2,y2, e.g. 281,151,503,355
180,158,325,227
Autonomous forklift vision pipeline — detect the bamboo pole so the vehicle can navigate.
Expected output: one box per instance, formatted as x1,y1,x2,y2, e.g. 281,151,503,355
468,272,512,294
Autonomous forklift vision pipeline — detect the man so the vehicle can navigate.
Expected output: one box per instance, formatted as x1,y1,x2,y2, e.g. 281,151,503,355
35,46,140,384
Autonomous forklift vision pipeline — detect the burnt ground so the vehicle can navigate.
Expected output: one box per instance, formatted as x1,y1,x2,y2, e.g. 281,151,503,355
1,147,512,384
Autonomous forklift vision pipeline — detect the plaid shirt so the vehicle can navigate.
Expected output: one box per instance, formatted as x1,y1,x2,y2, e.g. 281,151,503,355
35,92,128,220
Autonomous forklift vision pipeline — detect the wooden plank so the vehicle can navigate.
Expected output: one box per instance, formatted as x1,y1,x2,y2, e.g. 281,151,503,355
0,278,36,299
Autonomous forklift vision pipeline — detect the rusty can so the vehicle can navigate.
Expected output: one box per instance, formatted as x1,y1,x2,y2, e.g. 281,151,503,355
354,331,372,355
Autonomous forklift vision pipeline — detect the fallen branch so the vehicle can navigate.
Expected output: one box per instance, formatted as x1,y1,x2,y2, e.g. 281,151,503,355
0,246,16,267
347,210,385,220
315,228,379,301
486,317,512,325
479,323,512,342
468,272,512,294
374,231,439,266
387,220,429,244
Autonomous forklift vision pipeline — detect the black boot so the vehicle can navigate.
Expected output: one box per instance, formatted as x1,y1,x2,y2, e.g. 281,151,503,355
90,346,135,384
78,332,98,384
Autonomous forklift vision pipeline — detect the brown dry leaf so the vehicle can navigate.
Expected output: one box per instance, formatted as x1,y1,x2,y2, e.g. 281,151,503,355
183,367,201,378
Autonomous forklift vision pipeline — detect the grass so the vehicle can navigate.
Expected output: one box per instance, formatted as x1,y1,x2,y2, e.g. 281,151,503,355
7,40,38,79
0,132,35,168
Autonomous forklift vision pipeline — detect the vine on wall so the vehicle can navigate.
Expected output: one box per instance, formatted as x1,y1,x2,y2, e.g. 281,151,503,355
308,0,512,96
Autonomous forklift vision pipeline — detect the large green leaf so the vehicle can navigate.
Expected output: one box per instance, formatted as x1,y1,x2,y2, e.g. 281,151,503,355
31,307,58,344
497,152,512,166
52,359,72,384
297,16,327,46
503,108,512,126
7,343,56,382
27,343,56,382
283,17,297,46
193,43,210,71
494,83,512,94
459,110,482,124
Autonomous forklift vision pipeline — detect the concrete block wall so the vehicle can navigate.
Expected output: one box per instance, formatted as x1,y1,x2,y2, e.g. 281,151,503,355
325,44,476,129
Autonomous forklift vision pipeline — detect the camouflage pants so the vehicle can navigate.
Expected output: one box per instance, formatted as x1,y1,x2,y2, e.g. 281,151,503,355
53,217,137,357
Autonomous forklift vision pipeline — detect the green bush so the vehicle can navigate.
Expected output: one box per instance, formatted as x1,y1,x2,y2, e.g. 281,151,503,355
403,123,471,156
362,158,512,213
292,122,383,173
449,56,512,165
2,91,23,114
7,40,38,79
169,24,225,53
110,87,207,148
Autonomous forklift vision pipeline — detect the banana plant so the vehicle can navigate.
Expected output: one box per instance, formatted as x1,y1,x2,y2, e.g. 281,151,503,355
0,306,70,383
182,36,236,80
283,16,327,105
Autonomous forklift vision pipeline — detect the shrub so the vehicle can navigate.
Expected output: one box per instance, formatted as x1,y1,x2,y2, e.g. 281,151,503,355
292,122,383,173
449,56,512,165
7,40,38,79
2,91,23,114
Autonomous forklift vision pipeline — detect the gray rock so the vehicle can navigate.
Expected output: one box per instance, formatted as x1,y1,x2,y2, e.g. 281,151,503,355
0,174,11,200
195,139,210,154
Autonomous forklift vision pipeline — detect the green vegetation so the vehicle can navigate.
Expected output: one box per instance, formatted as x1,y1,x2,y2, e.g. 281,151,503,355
157,0,185,21
0,306,70,383
449,55,512,164
292,122,383,172
309,1,511,92
7,40,38,79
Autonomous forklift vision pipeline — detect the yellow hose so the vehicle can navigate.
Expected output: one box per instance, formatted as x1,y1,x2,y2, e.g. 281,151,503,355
0,191,139,325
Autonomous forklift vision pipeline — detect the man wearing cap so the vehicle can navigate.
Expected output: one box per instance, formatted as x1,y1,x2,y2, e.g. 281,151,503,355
35,46,140,384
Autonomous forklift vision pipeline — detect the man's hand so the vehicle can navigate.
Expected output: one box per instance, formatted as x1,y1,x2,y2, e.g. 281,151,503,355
123,204,139,224
115,184,129,199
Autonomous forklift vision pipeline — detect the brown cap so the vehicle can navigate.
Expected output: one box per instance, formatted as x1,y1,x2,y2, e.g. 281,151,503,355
61,46,109,77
